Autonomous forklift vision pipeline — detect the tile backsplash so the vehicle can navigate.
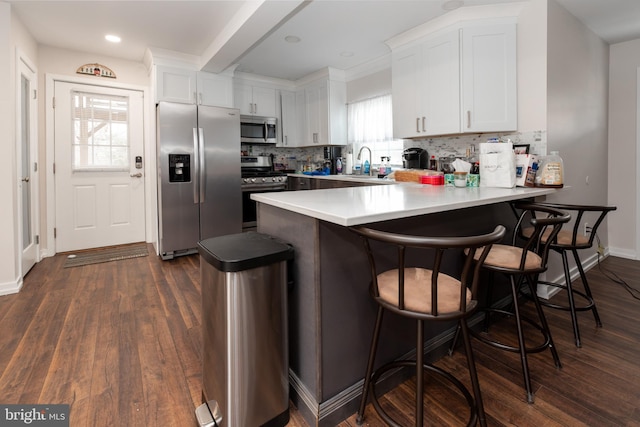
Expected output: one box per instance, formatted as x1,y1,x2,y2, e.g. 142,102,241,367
246,130,546,172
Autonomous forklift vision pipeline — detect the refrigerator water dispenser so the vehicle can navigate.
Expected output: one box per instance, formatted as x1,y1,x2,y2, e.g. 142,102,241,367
169,154,191,182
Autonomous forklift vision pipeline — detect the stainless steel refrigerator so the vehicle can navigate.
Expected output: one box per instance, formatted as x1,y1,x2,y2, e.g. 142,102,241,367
157,101,241,260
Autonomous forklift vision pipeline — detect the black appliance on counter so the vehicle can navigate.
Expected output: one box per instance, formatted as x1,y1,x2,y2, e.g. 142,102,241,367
323,146,343,175
402,147,428,169
241,155,288,231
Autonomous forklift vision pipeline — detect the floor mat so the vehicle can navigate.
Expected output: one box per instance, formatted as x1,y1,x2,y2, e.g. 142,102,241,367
63,242,149,268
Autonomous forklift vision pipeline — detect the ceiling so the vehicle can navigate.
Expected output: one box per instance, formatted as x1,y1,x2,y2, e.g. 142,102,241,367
8,0,640,82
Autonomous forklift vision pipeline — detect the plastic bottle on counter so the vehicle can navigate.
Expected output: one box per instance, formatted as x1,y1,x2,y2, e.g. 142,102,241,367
364,159,370,175
429,155,438,170
535,151,564,188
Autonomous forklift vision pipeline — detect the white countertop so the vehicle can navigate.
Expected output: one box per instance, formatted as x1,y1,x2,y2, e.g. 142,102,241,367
252,182,561,226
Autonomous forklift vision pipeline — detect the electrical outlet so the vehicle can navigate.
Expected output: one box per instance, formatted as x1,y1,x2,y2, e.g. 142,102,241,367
583,222,591,236
597,244,604,255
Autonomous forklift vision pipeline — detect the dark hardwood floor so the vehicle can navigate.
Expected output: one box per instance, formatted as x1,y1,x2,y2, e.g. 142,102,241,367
1,248,639,426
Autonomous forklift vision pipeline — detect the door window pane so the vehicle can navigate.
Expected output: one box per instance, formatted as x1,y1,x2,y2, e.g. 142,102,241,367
71,91,130,171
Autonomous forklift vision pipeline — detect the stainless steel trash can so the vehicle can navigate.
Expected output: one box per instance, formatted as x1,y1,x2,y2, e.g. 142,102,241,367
195,232,294,427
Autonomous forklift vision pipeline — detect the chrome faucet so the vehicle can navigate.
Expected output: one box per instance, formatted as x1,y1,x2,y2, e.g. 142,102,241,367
357,146,372,176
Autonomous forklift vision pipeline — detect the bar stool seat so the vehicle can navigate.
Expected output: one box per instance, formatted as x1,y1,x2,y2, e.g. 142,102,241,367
519,203,617,347
351,225,505,427
452,202,571,404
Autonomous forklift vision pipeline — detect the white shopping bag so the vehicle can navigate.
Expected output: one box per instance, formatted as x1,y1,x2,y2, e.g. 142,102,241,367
479,142,516,188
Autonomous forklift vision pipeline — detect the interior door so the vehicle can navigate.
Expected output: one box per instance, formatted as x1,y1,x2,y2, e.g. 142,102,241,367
17,56,39,275
54,81,145,252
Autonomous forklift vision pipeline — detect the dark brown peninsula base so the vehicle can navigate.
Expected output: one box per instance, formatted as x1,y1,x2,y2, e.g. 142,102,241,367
257,201,519,427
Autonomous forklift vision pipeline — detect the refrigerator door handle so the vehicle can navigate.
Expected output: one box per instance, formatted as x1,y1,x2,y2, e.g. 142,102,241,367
198,127,206,203
193,128,199,204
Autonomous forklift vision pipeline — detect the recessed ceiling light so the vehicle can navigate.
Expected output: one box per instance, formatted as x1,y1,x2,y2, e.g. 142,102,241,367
442,0,464,11
284,35,301,43
340,51,354,57
105,34,121,43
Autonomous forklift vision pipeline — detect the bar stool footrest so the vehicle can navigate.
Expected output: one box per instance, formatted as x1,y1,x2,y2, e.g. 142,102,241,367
368,359,479,427
534,280,596,312
473,308,551,354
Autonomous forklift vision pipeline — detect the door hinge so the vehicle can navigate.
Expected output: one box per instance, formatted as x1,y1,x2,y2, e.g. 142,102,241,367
33,89,37,100
35,235,39,245
54,228,57,238
33,162,38,172
52,96,55,108
53,163,55,174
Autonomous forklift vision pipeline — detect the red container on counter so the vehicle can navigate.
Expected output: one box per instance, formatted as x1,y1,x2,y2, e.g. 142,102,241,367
420,174,444,185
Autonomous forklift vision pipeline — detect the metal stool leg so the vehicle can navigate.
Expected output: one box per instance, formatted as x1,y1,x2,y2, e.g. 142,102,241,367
460,319,487,427
510,275,535,404
572,248,602,327
416,320,424,427
561,250,582,348
356,306,384,425
527,274,561,369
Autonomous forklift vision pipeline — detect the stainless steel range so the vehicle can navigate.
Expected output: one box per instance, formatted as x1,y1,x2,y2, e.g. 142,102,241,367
241,155,288,231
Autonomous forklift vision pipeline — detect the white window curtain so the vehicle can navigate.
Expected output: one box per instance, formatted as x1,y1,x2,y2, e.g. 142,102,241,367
348,94,393,143
347,94,403,166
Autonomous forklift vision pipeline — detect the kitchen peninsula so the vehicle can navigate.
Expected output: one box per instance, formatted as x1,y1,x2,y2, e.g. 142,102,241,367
252,182,559,427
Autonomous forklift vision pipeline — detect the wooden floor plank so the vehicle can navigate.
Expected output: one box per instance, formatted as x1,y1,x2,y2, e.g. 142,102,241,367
2,249,640,426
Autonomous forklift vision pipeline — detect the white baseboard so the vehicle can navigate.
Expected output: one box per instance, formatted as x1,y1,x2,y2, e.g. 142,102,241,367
608,246,637,260
0,277,22,296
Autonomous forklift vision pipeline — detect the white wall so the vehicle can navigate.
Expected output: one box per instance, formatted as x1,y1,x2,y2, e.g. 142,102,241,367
545,0,610,277
608,38,640,259
0,3,18,294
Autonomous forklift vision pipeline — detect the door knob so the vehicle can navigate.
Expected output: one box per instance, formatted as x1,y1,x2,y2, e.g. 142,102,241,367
130,172,143,178
21,177,30,182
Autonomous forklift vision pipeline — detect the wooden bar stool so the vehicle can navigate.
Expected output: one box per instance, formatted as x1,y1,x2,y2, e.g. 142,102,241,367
351,225,506,427
452,202,570,404
518,203,617,347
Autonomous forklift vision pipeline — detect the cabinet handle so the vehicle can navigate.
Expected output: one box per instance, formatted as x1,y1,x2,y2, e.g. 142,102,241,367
422,117,426,132
198,93,202,105
416,118,420,133
193,92,197,104
284,135,288,146
467,110,471,128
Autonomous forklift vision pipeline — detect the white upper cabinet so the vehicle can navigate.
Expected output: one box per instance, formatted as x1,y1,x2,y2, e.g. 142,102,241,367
234,83,278,117
391,20,517,138
392,30,460,138
196,72,234,108
461,23,517,132
155,66,197,104
155,65,233,107
298,77,346,146
279,90,301,147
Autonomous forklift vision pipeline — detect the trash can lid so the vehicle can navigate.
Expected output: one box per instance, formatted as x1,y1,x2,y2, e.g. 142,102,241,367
197,232,294,272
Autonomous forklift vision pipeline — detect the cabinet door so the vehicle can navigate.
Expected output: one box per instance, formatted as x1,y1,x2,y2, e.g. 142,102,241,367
296,89,309,145
252,86,277,117
422,31,460,136
461,23,517,132
197,72,233,107
392,45,422,139
234,84,254,115
305,83,325,144
156,66,196,104
279,90,298,147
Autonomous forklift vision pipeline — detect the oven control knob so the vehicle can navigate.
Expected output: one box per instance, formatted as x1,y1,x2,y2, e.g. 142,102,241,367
251,178,256,183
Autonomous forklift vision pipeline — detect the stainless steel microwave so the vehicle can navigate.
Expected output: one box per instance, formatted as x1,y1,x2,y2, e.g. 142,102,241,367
240,115,278,144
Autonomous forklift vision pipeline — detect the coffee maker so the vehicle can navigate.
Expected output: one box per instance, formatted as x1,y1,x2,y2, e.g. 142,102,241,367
402,147,428,169
323,146,343,175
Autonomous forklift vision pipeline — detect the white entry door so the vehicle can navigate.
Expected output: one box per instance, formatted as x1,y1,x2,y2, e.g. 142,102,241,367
54,81,145,252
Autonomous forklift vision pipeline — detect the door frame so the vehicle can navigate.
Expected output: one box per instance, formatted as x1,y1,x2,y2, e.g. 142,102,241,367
45,74,155,256
15,49,39,277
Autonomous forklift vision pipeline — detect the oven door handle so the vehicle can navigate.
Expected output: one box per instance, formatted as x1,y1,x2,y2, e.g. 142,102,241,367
242,183,287,192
